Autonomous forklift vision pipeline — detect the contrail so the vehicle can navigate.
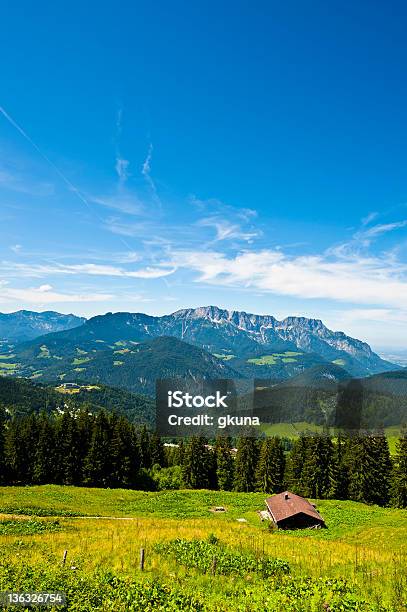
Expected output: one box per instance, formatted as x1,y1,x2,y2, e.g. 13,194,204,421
0,105,133,250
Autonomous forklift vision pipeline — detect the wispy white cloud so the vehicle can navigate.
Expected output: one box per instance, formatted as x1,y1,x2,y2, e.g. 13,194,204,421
141,143,161,206
91,194,143,216
197,216,260,242
115,157,130,184
167,246,407,310
353,220,407,247
0,281,112,304
361,211,378,226
0,166,54,196
1,261,176,280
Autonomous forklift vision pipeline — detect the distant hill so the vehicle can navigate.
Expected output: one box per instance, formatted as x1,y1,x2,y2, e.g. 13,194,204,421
6,336,241,395
0,310,85,342
0,376,154,425
252,364,407,428
1,306,397,383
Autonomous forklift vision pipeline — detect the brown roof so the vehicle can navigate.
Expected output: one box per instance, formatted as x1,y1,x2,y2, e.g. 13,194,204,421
265,491,324,524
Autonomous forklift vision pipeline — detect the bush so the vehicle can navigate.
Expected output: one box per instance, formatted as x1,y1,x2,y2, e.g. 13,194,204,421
154,539,290,578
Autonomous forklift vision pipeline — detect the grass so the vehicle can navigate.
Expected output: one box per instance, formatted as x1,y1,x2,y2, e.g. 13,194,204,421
247,355,278,365
0,486,405,610
261,422,402,454
0,362,18,369
247,351,303,365
72,357,91,365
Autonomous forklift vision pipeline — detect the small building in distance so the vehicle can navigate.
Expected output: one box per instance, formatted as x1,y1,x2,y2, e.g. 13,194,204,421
265,491,326,529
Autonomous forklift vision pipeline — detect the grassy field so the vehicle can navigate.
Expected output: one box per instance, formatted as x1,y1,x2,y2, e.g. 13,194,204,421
261,422,402,454
0,486,406,610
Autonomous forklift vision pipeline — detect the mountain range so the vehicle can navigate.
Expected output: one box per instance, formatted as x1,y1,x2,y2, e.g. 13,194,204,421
0,306,399,394
0,306,405,428
0,310,85,342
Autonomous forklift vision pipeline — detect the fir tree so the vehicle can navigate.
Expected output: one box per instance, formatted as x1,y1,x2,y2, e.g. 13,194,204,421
390,426,407,508
149,432,165,467
33,412,56,484
234,436,258,492
329,433,349,499
83,411,112,487
284,435,309,495
300,434,334,499
138,425,152,469
110,416,139,487
182,436,210,488
56,412,82,485
215,437,234,491
255,437,285,493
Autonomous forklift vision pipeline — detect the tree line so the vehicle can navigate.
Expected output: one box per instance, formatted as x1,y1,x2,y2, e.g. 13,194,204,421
0,408,405,508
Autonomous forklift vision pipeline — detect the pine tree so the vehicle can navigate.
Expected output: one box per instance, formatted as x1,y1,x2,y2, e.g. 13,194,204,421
83,411,113,487
300,435,334,499
57,412,82,485
255,437,285,493
390,426,407,508
233,436,259,492
182,436,210,488
345,434,391,505
110,416,139,487
0,407,6,484
138,425,152,469
284,435,309,495
149,432,165,467
215,437,234,490
329,433,349,499
372,429,392,506
33,412,56,484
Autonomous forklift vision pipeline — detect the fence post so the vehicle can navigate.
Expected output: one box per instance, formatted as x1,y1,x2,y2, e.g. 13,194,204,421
139,547,145,571
62,550,68,566
211,556,217,576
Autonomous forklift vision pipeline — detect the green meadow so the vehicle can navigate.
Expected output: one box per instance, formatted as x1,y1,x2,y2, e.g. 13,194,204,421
0,486,405,610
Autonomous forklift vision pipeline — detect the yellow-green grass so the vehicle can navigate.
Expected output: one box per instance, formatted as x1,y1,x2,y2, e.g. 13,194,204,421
0,354,16,360
72,357,91,365
261,422,402,454
0,486,405,610
247,351,303,365
247,355,278,365
213,353,235,361
0,362,18,369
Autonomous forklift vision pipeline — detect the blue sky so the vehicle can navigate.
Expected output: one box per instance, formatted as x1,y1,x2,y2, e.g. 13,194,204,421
1,1,407,351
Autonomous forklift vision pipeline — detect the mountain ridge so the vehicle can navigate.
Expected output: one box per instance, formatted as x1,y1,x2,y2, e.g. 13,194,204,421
0,305,397,380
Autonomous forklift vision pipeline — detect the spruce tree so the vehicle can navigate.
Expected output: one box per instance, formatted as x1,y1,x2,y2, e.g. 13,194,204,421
390,426,407,508
255,437,285,493
284,435,309,495
345,434,391,505
138,425,152,469
300,435,334,499
110,416,139,487
33,412,56,484
149,432,165,467
56,412,82,485
233,436,259,492
215,437,234,491
329,433,349,499
182,436,210,488
83,411,112,487
0,406,5,484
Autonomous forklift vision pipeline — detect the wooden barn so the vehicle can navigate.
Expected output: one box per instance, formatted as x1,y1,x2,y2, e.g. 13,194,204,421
265,491,326,529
